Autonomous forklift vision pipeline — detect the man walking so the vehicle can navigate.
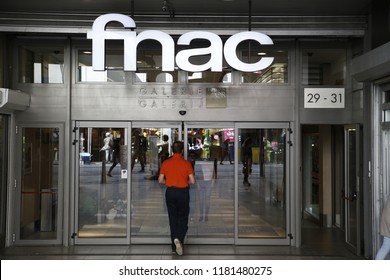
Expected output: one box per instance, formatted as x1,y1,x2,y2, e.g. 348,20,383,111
158,141,195,255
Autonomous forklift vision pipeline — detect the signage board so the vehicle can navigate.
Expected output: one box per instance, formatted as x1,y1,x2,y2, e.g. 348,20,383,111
304,88,345,108
206,87,227,108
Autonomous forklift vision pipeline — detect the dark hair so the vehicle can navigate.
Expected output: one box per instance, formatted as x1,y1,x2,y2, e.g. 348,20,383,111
163,134,169,142
172,141,184,154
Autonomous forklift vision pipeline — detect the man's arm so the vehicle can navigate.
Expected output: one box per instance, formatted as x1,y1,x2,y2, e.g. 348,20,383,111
188,174,195,185
158,174,166,184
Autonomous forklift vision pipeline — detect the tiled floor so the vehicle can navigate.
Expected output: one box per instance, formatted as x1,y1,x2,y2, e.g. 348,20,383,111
0,223,367,260
2,163,369,260
0,243,365,260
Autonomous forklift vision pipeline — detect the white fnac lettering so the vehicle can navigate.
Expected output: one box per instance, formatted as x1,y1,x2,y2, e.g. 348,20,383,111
87,13,274,73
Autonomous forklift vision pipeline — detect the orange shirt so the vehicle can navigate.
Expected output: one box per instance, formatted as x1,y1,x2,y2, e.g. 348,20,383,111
159,154,194,188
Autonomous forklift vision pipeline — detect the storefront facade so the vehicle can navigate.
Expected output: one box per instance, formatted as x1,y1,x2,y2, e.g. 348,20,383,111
1,1,389,259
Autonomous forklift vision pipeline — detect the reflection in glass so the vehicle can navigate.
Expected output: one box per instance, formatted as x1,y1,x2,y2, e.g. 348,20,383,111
186,127,235,237
130,127,179,237
77,127,127,238
238,128,286,238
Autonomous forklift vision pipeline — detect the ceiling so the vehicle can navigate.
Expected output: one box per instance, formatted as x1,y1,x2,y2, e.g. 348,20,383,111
0,0,373,17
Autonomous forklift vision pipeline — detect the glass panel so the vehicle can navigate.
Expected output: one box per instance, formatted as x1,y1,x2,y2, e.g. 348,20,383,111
181,38,232,84
187,127,234,237
187,70,232,83
384,90,390,103
238,40,288,84
241,54,288,84
302,131,320,220
135,41,178,83
238,128,286,238
77,127,128,238
131,127,179,237
19,46,64,84
302,49,346,85
346,129,357,245
78,49,125,82
20,127,60,240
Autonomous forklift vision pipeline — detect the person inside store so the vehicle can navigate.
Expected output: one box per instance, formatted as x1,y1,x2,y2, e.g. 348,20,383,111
138,132,148,172
375,193,390,260
158,141,196,256
107,137,120,177
242,137,253,188
220,138,232,164
156,134,170,179
100,132,113,163
131,129,146,172
158,134,170,163
197,160,215,222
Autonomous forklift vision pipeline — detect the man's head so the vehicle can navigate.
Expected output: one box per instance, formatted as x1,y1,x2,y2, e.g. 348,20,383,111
172,141,184,154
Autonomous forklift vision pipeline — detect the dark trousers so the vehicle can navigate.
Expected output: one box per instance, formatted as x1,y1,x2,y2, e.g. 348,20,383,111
165,187,190,251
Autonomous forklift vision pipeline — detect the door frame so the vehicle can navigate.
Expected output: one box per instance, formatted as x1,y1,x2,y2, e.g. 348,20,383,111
184,122,235,244
71,121,293,246
344,124,363,255
235,122,292,245
14,122,65,245
72,121,131,245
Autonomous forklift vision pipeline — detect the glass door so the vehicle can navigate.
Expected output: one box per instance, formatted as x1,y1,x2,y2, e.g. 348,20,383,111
130,122,181,243
344,124,363,254
74,121,130,244
236,123,290,245
15,124,63,245
184,122,235,243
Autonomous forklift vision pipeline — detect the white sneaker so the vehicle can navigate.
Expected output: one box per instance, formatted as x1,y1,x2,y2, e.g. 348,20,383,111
174,238,183,255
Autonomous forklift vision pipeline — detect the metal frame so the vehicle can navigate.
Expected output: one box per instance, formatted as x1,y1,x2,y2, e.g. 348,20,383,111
234,122,292,245
14,122,65,245
72,121,131,245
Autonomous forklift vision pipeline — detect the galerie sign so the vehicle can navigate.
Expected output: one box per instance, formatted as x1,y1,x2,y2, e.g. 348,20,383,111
87,13,274,72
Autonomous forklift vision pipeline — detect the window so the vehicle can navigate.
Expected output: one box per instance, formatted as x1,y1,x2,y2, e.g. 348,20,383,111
302,49,346,85
78,49,125,82
19,46,64,84
239,41,289,84
182,39,232,84
135,41,178,83
188,71,232,83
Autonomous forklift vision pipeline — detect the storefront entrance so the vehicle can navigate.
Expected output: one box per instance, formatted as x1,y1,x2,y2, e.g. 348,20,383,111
301,124,363,255
73,121,292,245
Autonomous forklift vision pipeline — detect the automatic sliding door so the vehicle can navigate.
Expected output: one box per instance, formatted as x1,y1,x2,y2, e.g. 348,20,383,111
75,122,130,243
185,124,235,241
130,124,180,242
236,123,290,245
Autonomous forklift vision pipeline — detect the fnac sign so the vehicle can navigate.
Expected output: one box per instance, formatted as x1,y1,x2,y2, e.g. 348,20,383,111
87,13,274,72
